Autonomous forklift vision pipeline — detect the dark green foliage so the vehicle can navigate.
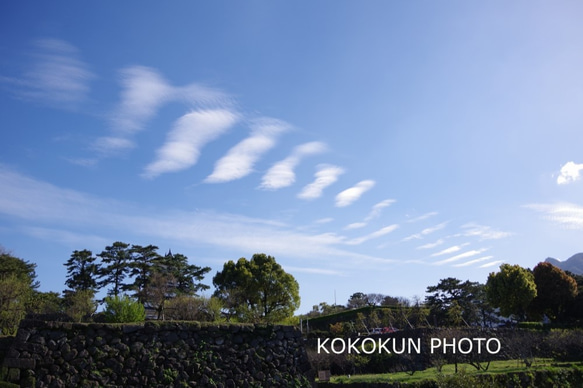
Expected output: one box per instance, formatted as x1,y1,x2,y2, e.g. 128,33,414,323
0,251,38,289
63,249,100,293
213,253,300,323
425,278,493,327
530,262,577,321
97,241,131,297
125,244,160,303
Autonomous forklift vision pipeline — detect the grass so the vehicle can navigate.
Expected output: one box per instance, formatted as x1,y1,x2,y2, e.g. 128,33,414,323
328,358,574,384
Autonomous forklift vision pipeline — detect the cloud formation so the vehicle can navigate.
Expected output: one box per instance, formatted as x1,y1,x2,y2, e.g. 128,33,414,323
335,180,376,207
2,39,93,106
557,161,583,185
0,165,392,266
260,142,327,190
526,202,583,229
346,224,399,245
298,164,345,200
460,223,512,240
142,109,239,178
430,243,469,257
205,118,291,183
417,239,445,249
434,249,487,265
403,221,448,241
97,66,229,155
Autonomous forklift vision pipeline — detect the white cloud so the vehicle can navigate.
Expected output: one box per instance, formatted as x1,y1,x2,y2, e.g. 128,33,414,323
142,109,239,178
2,38,93,106
434,249,488,266
407,212,439,223
452,256,494,267
346,224,399,245
97,66,230,155
461,223,513,240
285,266,346,276
345,222,367,230
557,161,583,185
205,118,290,183
298,164,344,200
343,198,396,229
403,221,448,241
93,136,135,154
417,239,445,250
479,260,503,268
525,202,583,229
0,166,392,265
366,199,396,221
430,243,469,257
335,180,376,207
260,141,327,190
314,217,334,224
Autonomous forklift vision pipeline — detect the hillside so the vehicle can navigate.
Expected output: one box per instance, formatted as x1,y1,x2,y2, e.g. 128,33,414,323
545,252,583,275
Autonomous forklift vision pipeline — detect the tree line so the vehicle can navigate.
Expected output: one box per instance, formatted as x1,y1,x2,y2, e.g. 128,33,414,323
0,243,301,334
303,261,582,333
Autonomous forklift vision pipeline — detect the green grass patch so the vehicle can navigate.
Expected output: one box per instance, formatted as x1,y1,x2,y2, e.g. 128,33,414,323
328,358,568,384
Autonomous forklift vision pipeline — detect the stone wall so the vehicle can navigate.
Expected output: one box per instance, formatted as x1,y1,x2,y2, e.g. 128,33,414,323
2,320,313,387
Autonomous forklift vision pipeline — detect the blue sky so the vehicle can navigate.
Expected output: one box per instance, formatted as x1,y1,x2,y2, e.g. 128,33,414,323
1,1,583,313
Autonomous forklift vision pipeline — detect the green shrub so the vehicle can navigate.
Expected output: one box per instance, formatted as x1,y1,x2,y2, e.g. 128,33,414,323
102,295,145,323
518,322,546,330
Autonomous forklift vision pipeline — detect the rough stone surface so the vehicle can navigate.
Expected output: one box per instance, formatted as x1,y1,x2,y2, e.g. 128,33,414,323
2,320,314,387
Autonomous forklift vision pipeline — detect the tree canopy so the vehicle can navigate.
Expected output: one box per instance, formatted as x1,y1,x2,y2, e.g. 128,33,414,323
213,253,300,323
531,261,577,321
486,263,537,321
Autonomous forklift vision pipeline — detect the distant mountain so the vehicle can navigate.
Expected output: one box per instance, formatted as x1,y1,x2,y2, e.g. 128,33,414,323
545,253,583,275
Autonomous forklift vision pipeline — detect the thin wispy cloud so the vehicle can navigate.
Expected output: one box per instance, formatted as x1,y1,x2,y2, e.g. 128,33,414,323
434,249,488,266
97,66,230,155
260,141,327,190
479,260,503,268
335,180,376,207
460,223,512,240
525,202,583,229
298,164,344,200
0,166,392,265
344,198,395,229
417,239,445,250
557,161,583,185
142,109,239,178
346,224,399,245
403,221,448,241
205,118,291,183
1,38,93,107
285,266,346,276
345,222,367,230
453,256,494,267
407,212,439,223
430,243,469,257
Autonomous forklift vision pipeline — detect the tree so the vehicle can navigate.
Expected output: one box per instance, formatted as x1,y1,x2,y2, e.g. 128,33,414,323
347,292,369,309
213,253,300,323
0,274,31,335
486,263,537,321
102,295,145,323
0,250,39,289
64,249,100,293
126,244,161,303
530,262,577,321
0,251,38,334
425,277,485,327
62,289,96,322
98,241,131,297
157,251,211,296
